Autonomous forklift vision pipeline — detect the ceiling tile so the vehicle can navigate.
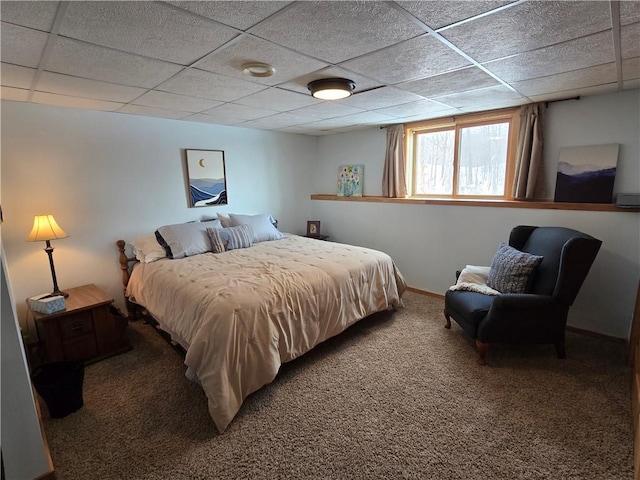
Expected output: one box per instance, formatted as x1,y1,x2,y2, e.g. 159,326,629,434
301,110,396,129
117,104,192,119
37,71,147,103
132,90,223,112
340,87,425,110
32,91,124,111
45,37,183,88
59,2,239,65
238,112,315,128
374,99,457,118
432,85,524,108
397,67,500,98
196,34,328,86
482,31,614,83
396,1,516,30
202,103,279,121
0,23,49,68
232,87,319,111
0,1,59,32
340,34,470,84
621,1,640,26
277,66,382,95
1,86,29,101
182,113,243,126
528,83,618,103
248,1,424,63
1,63,36,89
157,68,266,102
457,97,529,113
291,102,364,119
166,1,291,30
623,57,640,80
622,23,640,60
442,1,612,62
510,63,617,97
623,78,640,89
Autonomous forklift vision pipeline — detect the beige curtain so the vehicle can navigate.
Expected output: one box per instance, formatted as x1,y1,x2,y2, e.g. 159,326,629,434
382,124,407,198
513,104,546,200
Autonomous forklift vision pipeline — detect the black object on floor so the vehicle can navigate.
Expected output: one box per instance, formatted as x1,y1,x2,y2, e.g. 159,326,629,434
31,361,84,418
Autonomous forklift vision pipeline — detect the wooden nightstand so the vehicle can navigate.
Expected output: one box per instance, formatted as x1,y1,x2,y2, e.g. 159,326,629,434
304,234,330,241
29,284,131,364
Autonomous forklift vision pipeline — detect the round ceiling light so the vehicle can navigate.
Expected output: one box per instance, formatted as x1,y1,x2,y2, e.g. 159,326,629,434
241,62,276,78
307,78,356,100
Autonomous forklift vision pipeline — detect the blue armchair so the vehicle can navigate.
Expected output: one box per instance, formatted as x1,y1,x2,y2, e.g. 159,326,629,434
444,226,602,365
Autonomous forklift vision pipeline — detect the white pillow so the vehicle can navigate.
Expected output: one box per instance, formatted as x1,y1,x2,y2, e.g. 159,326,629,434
228,213,285,243
216,213,234,228
155,219,221,259
131,234,167,263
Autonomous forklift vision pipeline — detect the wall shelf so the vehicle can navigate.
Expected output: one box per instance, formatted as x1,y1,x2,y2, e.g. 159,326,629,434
310,194,640,212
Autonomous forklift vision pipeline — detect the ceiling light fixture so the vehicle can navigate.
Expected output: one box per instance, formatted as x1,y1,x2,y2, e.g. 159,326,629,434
241,62,276,78
307,78,356,100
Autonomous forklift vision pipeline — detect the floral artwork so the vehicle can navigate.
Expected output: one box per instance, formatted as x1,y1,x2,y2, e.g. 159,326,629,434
337,164,363,197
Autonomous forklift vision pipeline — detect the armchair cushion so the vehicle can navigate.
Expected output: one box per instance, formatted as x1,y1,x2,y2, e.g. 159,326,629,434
487,243,543,293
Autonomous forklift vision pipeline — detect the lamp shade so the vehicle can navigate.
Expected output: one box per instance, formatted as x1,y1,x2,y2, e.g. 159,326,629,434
307,78,355,100
26,215,68,242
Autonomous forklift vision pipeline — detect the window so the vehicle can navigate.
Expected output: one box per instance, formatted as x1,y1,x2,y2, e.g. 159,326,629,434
405,108,520,199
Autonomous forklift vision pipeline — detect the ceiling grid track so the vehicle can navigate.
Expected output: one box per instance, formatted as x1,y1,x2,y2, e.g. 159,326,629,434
609,0,624,90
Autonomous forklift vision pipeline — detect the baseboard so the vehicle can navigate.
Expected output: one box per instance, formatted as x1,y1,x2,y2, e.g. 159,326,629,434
405,286,444,299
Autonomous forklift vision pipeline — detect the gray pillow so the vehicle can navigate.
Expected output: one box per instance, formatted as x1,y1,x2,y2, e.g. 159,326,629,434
155,220,221,259
487,243,543,294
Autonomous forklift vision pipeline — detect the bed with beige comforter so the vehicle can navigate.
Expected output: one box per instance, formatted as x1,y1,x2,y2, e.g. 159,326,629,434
126,234,406,432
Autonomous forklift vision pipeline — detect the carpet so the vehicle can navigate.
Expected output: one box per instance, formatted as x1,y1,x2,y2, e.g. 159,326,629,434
42,292,633,479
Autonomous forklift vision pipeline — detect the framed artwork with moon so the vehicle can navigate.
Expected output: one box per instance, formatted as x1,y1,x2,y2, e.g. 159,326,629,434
185,149,227,207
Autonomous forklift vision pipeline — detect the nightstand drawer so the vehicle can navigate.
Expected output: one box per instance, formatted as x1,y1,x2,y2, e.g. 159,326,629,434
62,333,98,361
59,311,94,339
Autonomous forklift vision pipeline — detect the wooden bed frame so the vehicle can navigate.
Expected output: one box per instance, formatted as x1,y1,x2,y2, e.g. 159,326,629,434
116,239,140,319
116,239,187,355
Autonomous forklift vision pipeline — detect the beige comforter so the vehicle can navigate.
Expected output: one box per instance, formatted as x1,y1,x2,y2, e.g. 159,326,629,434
126,234,406,432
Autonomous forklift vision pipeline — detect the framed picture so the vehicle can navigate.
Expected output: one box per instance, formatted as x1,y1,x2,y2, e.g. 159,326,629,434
185,149,227,207
554,144,619,203
307,221,321,236
337,164,363,197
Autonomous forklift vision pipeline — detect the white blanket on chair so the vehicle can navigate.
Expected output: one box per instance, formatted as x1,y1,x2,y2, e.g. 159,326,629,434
448,265,500,296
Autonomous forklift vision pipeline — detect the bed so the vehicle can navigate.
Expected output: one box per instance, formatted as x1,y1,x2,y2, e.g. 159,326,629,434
117,222,406,433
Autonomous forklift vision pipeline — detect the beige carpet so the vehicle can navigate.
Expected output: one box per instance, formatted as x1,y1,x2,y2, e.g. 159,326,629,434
42,292,633,480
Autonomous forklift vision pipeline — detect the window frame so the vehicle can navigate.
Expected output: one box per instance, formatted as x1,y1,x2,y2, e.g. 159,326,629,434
405,107,521,200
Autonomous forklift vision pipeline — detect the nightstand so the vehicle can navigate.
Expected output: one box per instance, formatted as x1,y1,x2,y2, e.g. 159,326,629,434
29,284,131,364
304,234,330,241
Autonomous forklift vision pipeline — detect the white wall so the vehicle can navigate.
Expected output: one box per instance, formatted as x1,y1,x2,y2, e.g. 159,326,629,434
312,89,640,339
1,247,51,480
1,101,317,331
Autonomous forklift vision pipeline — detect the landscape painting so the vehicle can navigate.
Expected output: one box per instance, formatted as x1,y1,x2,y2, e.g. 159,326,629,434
554,144,619,204
337,164,364,197
186,149,227,207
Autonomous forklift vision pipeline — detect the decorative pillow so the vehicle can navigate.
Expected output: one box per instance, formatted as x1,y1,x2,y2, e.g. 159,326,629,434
228,213,285,243
131,234,167,263
155,220,221,259
206,225,254,253
486,243,543,294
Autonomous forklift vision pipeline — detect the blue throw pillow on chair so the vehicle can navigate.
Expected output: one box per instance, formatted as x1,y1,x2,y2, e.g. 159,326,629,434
486,243,543,293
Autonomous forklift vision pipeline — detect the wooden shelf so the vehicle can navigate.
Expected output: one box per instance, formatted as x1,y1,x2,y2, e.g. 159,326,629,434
310,194,640,212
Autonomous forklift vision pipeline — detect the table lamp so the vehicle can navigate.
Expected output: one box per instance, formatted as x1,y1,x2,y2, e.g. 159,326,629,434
27,214,69,297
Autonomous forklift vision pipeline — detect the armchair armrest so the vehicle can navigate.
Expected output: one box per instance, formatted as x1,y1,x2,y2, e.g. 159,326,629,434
478,293,569,343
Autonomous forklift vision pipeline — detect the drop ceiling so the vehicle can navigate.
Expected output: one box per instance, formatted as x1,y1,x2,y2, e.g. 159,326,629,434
1,1,638,136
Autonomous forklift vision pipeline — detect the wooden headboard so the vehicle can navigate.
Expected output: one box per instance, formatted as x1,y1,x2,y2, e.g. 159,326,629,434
116,239,139,318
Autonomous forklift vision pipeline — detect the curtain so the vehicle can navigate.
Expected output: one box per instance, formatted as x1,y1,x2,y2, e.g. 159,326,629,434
382,124,407,198
513,103,546,200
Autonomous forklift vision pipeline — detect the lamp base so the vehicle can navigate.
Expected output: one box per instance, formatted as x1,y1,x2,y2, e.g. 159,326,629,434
52,289,69,298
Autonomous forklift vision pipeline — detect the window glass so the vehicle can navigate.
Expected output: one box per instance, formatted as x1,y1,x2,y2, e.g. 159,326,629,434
415,129,455,195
